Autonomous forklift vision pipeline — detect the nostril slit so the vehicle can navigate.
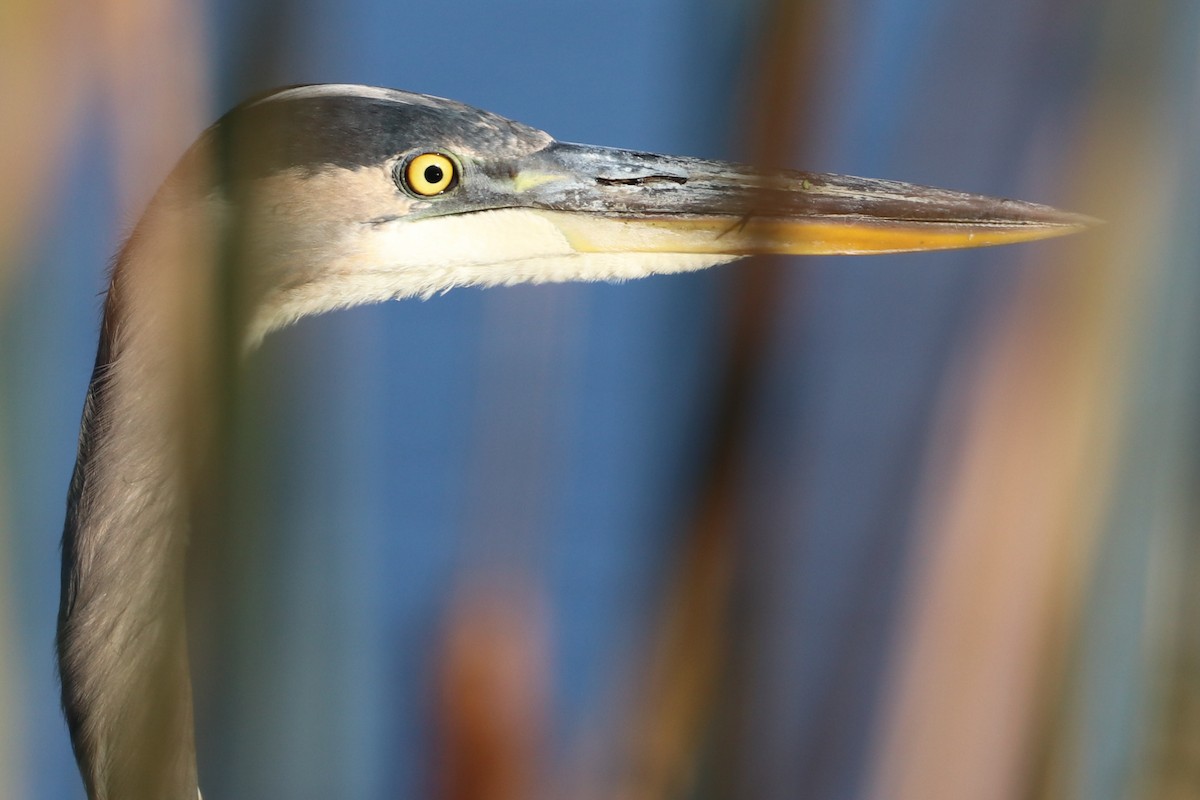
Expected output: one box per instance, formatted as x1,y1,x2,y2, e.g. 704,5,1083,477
596,174,687,186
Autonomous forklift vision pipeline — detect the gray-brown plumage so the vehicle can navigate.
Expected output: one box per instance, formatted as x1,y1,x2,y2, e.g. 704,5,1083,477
57,84,1091,799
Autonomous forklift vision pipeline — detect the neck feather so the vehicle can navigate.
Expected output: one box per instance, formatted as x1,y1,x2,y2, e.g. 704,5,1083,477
58,179,224,800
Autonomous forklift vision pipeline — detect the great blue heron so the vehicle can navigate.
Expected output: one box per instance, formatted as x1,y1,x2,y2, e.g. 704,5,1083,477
56,84,1091,799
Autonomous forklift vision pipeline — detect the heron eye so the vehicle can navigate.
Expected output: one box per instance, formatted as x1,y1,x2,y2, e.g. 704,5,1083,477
402,152,458,196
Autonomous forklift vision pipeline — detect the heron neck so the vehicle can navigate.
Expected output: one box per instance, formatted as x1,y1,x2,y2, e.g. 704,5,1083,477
58,185,224,800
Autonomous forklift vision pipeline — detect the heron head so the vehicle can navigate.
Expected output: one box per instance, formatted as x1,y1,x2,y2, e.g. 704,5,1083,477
185,84,1092,345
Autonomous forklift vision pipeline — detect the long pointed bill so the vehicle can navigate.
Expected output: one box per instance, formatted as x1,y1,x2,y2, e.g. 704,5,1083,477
513,142,1095,256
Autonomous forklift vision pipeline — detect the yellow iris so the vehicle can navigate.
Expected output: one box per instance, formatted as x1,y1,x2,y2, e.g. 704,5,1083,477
404,152,458,196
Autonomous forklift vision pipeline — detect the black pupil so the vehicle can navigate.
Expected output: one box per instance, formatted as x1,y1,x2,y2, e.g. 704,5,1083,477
423,163,445,185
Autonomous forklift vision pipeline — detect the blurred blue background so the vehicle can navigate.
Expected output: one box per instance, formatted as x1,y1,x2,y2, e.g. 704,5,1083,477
2,0,1197,798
